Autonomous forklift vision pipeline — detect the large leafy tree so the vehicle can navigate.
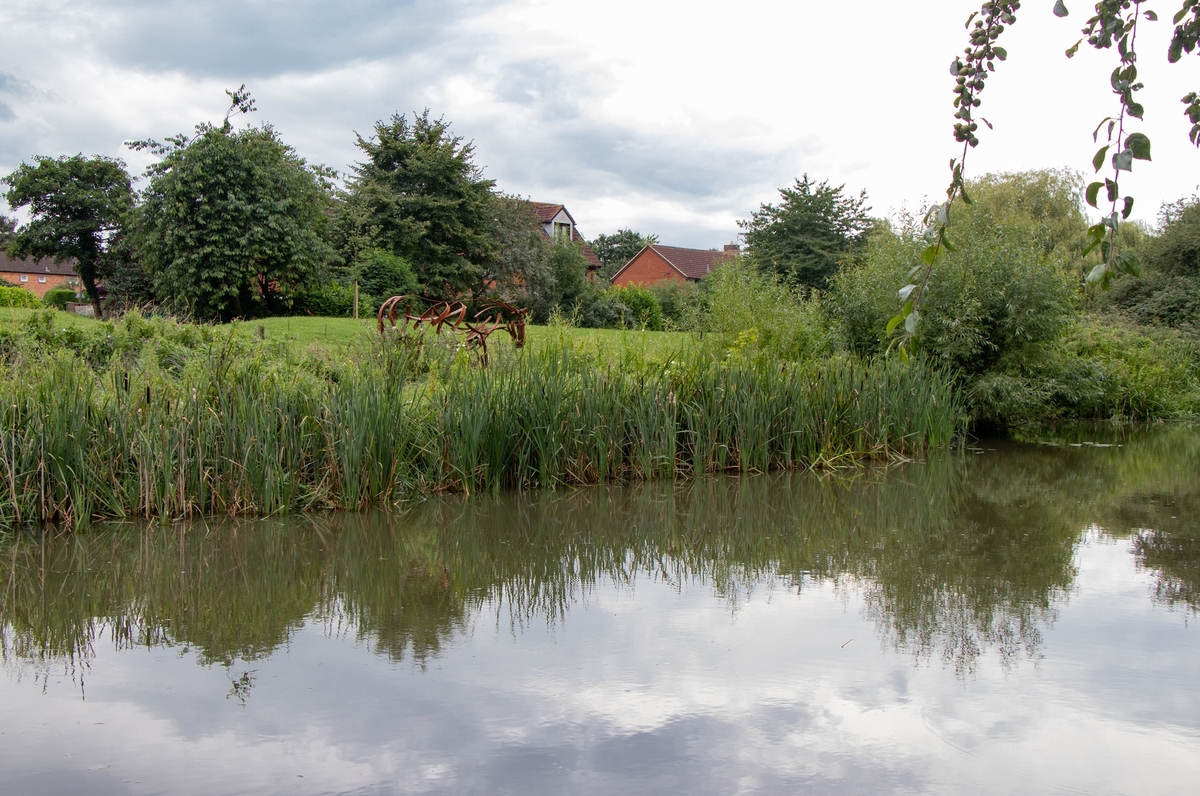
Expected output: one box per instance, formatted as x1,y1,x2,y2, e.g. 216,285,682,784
483,194,552,298
345,110,496,298
740,175,872,291
590,229,658,279
3,155,133,318
133,113,333,321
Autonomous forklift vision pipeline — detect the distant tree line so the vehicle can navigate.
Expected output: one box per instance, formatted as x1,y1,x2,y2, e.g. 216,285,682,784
0,86,886,324
0,94,635,323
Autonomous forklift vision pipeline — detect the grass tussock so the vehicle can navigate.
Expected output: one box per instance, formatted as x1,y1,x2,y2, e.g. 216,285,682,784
0,312,961,527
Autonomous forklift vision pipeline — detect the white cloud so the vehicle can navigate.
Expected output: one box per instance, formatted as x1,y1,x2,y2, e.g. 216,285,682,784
2,0,1198,244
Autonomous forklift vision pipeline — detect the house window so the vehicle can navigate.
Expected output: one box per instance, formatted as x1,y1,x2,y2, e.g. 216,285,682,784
38,276,46,283
553,222,571,240
19,274,27,283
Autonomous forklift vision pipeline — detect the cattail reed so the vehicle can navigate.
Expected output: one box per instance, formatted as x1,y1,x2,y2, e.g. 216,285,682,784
0,313,963,527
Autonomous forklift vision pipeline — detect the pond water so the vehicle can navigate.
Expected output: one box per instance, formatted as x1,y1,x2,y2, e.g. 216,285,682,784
2,426,1198,795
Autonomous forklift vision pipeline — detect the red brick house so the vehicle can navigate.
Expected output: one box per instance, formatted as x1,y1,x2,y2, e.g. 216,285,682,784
528,201,603,276
610,244,739,288
0,252,79,299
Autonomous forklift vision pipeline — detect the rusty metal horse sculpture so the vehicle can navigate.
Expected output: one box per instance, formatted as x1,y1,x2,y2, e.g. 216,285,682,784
377,296,528,366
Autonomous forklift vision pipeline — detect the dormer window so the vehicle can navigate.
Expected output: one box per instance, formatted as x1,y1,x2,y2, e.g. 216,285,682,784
553,222,571,240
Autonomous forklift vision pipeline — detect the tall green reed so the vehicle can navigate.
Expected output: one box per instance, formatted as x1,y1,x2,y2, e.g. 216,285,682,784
0,322,962,527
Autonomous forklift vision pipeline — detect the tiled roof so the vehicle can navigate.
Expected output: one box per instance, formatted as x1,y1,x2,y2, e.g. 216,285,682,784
647,245,733,280
528,202,571,224
0,252,76,276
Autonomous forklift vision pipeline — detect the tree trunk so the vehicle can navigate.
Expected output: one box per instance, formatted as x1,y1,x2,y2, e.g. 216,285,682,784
77,258,104,320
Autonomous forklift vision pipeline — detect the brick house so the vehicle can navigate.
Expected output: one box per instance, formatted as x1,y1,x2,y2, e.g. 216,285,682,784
0,252,79,299
610,244,739,288
528,202,603,276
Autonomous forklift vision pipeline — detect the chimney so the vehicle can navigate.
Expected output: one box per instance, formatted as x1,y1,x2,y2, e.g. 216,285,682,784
723,244,740,254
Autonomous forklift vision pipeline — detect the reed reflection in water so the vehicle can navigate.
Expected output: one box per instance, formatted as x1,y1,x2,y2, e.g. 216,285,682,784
4,424,1196,682
2,426,1200,794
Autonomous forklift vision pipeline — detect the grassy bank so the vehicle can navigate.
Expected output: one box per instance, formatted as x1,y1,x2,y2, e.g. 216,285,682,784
0,308,694,363
0,311,961,527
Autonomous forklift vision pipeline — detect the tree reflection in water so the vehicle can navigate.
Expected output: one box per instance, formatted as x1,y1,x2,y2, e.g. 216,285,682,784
2,425,1197,691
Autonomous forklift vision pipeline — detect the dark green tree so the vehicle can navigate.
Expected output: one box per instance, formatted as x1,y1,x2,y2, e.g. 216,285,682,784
590,228,658,279
3,155,133,318
0,214,15,246
133,113,333,321
1148,198,1200,278
97,228,156,311
740,175,872,291
352,249,419,304
482,195,552,299
345,110,496,298
1108,197,1200,328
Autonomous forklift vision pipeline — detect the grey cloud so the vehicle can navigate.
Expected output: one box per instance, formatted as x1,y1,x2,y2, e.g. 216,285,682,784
472,60,800,244
0,72,36,96
47,0,483,79
0,1,798,246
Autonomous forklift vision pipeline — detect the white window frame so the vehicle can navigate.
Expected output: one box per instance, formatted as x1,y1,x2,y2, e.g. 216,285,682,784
19,274,27,283
37,275,46,283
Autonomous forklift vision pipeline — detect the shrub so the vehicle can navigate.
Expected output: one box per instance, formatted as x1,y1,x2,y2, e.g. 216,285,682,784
570,281,630,329
291,283,357,318
611,284,663,330
0,286,41,309
42,288,78,310
354,249,418,302
699,260,834,361
648,280,700,328
970,317,1200,425
830,197,1075,375
1104,197,1200,329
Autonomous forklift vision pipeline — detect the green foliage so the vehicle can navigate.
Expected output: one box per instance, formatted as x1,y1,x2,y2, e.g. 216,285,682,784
344,110,496,298
1147,197,1200,278
970,317,1200,426
353,249,418,302
699,259,835,361
591,228,658,279
0,286,42,309
42,288,78,310
610,284,663,330
740,175,872,290
564,281,630,329
482,195,551,301
0,322,960,526
98,229,156,312
1105,197,1200,328
647,280,701,329
526,237,590,323
834,175,1076,377
134,122,332,321
291,283,358,318
2,154,132,317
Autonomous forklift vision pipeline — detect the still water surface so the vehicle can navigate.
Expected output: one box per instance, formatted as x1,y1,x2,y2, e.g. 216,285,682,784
2,427,1198,794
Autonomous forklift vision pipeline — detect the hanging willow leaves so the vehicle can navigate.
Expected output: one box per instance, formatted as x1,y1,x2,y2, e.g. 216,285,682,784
890,0,1200,361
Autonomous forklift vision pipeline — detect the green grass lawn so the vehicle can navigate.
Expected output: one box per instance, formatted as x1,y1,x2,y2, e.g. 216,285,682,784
0,306,96,330
0,307,698,362
235,316,696,362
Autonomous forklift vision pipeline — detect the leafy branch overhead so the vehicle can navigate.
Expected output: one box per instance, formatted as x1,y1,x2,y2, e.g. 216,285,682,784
890,0,1200,357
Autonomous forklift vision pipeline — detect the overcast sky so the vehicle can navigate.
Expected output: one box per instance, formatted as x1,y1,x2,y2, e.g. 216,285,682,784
1,0,1197,248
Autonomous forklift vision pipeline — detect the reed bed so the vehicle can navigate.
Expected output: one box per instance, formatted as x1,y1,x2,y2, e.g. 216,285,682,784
0,318,962,527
